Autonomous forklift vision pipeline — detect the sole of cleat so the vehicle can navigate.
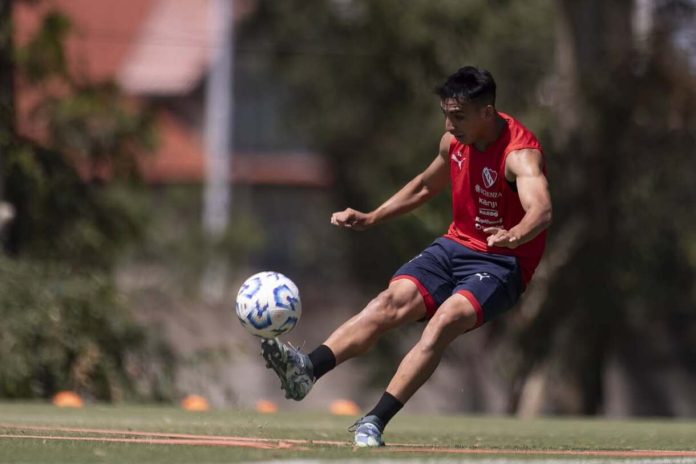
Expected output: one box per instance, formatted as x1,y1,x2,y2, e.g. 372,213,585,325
261,339,297,400
354,438,384,448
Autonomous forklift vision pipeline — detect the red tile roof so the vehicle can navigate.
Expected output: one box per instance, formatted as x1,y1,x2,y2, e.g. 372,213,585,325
118,0,210,95
14,0,330,187
15,0,155,82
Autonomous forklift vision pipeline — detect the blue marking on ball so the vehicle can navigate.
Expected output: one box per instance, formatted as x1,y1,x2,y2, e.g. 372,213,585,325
246,301,273,329
271,316,298,335
273,284,299,312
240,277,262,299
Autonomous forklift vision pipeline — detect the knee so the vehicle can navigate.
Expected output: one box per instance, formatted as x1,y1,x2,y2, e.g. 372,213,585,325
361,288,408,329
420,310,476,352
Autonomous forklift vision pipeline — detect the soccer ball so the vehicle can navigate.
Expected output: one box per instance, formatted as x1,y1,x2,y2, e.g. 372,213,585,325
235,271,302,338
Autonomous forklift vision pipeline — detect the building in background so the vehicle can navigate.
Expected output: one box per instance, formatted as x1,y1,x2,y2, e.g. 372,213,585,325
11,0,357,409
13,0,339,276
14,0,331,187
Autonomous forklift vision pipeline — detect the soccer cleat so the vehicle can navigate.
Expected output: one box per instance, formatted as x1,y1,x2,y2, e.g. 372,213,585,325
349,415,385,447
260,338,314,401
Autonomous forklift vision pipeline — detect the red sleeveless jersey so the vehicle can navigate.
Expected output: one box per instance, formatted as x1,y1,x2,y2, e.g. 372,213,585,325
444,112,547,284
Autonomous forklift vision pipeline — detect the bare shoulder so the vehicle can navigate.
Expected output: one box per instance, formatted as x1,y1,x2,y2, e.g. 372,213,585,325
505,148,544,178
439,132,455,157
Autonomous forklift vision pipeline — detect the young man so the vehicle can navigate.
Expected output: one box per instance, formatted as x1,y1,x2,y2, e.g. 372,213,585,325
261,66,552,447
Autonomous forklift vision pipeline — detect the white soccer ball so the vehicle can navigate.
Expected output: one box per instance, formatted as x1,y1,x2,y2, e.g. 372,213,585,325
235,271,302,338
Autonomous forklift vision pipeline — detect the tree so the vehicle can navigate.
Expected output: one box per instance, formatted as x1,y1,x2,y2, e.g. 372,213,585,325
240,0,554,290
511,0,696,416
242,0,696,416
0,4,172,401
0,0,15,224
239,0,557,393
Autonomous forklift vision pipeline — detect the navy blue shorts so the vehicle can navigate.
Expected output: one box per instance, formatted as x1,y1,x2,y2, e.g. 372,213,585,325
392,237,524,327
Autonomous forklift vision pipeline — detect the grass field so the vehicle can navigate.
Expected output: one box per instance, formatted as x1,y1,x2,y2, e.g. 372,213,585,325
2,402,696,463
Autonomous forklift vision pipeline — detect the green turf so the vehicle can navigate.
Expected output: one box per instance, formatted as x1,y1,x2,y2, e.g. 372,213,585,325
1,402,696,463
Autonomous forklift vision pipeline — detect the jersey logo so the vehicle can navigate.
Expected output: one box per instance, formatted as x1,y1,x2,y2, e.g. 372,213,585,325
451,152,465,170
475,272,491,281
482,167,498,188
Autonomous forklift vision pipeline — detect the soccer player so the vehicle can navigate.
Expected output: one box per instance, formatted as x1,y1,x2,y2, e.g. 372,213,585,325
261,66,552,447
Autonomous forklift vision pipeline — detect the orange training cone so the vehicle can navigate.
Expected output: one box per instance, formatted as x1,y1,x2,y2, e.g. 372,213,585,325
255,399,279,413
52,391,84,408
181,394,210,411
329,399,360,416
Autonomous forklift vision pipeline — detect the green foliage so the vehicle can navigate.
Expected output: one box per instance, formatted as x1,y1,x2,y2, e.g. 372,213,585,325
0,6,172,401
4,142,146,268
242,0,696,417
5,9,158,264
39,83,158,180
15,11,71,82
0,258,175,400
240,0,554,286
120,185,266,297
506,0,696,415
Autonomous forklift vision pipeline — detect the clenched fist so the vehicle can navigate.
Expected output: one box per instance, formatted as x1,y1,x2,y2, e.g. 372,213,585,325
330,208,375,231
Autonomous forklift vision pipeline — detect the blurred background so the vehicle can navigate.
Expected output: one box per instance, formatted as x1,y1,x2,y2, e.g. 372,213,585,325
1,0,695,418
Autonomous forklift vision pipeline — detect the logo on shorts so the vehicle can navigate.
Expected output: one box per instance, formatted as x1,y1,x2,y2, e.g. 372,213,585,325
475,272,491,281
482,167,498,188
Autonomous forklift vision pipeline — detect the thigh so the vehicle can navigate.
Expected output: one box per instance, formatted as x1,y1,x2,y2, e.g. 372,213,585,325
385,278,429,323
443,238,524,327
421,293,479,346
454,270,522,327
391,239,455,318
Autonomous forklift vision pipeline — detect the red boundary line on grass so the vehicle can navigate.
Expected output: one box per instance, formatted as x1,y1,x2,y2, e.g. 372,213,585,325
0,423,345,446
2,423,696,458
383,446,696,458
0,434,296,449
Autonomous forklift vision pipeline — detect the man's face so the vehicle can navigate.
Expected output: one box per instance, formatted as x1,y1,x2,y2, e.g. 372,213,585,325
440,98,490,145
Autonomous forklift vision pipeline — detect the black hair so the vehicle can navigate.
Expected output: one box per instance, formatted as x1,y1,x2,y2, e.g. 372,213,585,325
435,66,496,106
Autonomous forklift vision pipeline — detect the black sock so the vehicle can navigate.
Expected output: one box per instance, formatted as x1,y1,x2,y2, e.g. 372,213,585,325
308,344,336,380
366,392,404,429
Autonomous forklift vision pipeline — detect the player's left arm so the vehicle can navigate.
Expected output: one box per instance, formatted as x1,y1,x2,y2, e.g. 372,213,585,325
484,148,552,248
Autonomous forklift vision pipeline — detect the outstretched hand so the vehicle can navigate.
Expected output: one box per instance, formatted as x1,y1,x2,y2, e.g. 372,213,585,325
330,208,374,231
484,227,520,249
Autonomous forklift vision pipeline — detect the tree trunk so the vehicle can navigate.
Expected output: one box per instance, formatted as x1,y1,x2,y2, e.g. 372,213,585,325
0,0,15,209
514,0,635,416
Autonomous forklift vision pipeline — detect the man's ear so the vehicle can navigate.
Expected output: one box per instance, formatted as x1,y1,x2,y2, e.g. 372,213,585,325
481,104,496,120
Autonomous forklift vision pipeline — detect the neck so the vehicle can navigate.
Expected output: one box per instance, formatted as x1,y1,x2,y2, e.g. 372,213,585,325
473,113,506,151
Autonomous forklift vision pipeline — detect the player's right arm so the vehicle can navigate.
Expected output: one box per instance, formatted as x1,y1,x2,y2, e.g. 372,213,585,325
331,133,453,231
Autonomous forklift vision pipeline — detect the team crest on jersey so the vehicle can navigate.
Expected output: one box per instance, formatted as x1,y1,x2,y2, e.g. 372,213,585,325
482,167,498,188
